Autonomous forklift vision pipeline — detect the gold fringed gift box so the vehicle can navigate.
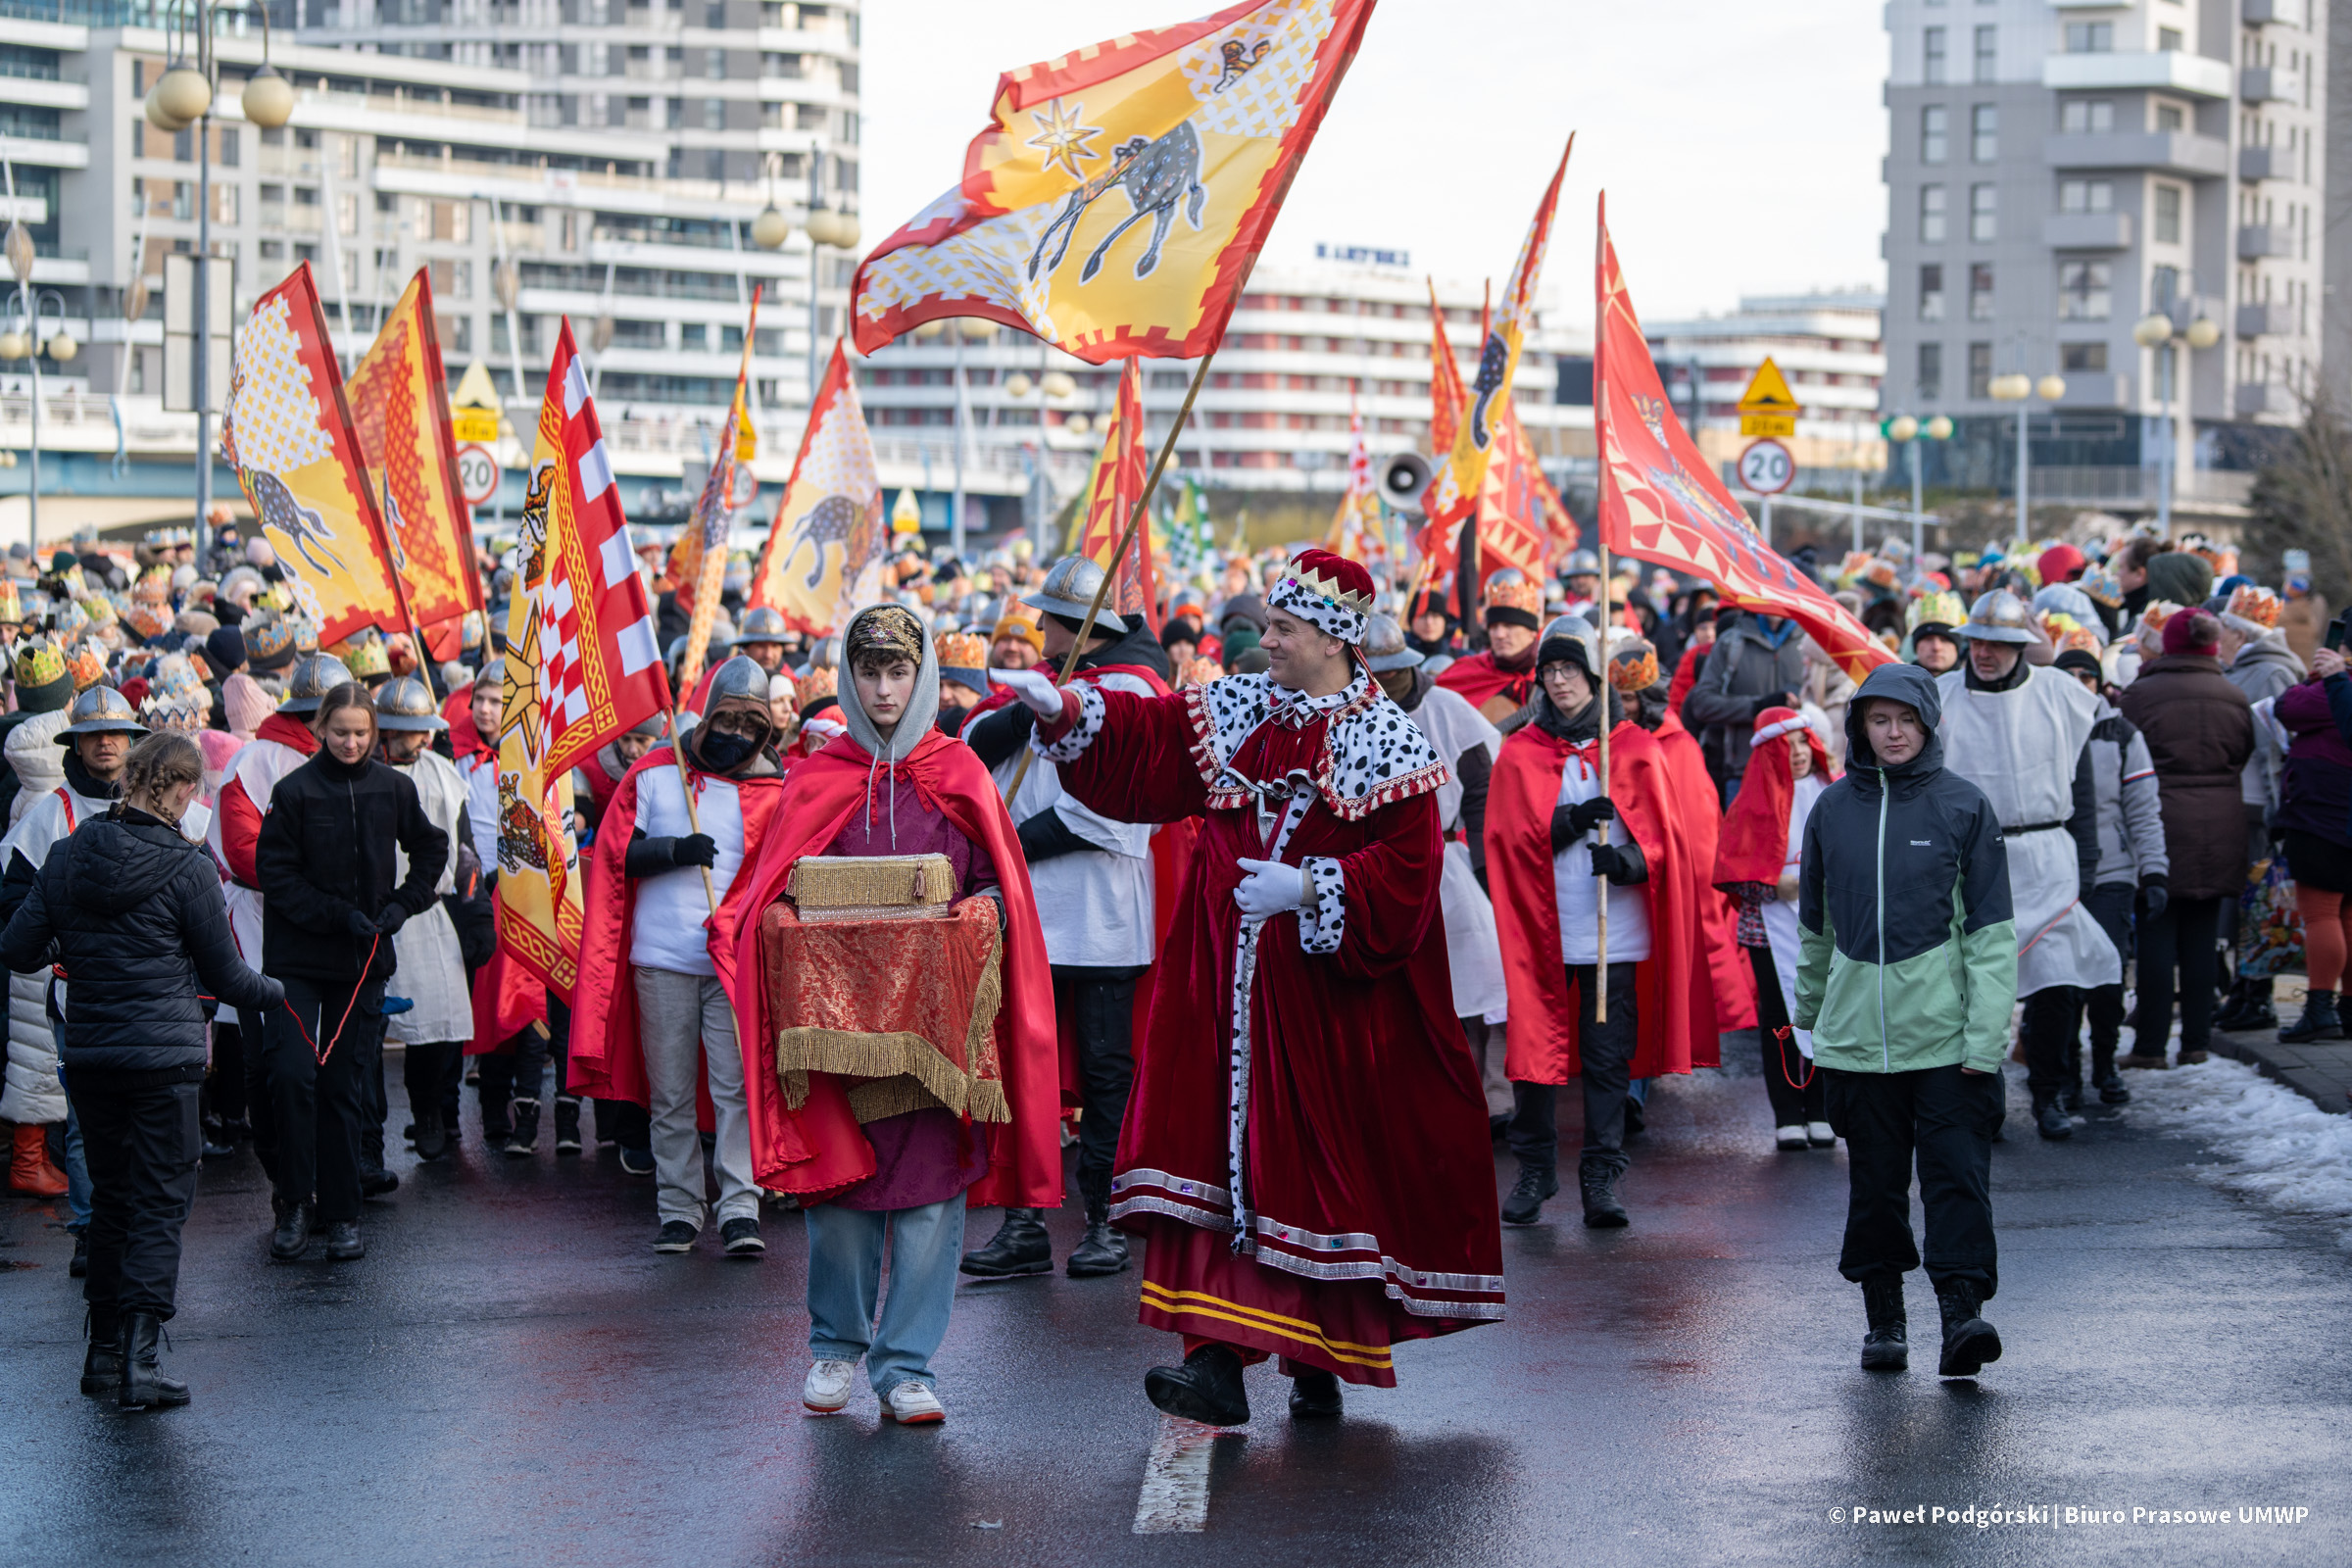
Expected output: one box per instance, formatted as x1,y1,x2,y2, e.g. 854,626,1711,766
785,853,956,922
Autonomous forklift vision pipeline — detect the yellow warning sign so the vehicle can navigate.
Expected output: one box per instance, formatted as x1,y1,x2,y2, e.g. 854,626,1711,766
450,361,502,443
1738,356,1799,438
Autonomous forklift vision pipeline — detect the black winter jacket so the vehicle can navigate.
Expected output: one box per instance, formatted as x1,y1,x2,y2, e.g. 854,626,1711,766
0,807,283,1071
256,751,450,987
1682,615,1810,783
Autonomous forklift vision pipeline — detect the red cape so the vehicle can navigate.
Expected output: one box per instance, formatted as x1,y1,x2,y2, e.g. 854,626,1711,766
710,729,1062,1208
1655,712,1746,1044
1434,650,1535,721
1713,713,1834,887
1488,718,1713,1081
566,745,789,1104
1666,641,1707,717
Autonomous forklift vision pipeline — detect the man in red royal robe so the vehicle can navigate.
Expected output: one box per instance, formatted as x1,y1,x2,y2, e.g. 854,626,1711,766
994,548,1503,1427
1435,569,1544,724
1488,616,1713,1229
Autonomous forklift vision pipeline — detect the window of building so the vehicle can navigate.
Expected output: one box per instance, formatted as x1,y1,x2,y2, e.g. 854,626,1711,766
2064,22,2112,52
704,97,725,128
1967,341,1992,399
1925,26,1946,83
1970,104,1996,162
1922,105,1947,164
1921,183,1947,242
1920,264,1946,320
2059,178,2114,214
1969,183,1996,241
2154,184,2183,244
1969,263,1994,319
2060,343,2108,372
2158,26,2182,51
2059,261,2113,319
2155,102,2185,131
707,48,726,78
1919,342,1943,402
1973,25,1996,82
2152,265,2180,312
2060,98,2114,134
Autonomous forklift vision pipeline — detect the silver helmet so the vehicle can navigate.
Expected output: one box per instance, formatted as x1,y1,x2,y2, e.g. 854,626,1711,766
278,652,356,713
1535,614,1602,678
706,654,769,707
732,606,790,647
473,656,508,695
1563,550,1601,577
56,685,149,741
1024,554,1127,636
373,675,449,732
1361,612,1424,673
1956,589,2036,645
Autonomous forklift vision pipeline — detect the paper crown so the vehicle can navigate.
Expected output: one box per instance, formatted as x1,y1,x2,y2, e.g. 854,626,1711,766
150,654,205,703
14,642,65,690
1909,591,1965,633
245,612,298,663
65,643,106,692
1483,577,1544,616
934,631,989,671
139,693,207,732
2226,584,2281,629
799,665,837,702
124,604,172,641
1608,645,1661,692
335,630,390,678
1285,549,1375,613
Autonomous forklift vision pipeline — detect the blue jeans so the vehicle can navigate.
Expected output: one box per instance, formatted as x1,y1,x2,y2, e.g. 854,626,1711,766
804,1194,967,1397
54,1025,91,1233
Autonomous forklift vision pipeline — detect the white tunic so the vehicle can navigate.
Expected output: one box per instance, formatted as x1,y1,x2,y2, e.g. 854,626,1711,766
628,765,748,977
995,668,1158,969
1404,684,1509,1017
385,749,473,1045
206,735,310,1027
1759,772,1827,1059
0,781,117,1125
1935,663,2122,995
1552,740,1651,966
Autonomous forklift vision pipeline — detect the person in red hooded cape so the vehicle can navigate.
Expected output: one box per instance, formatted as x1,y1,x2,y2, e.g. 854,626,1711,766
1488,615,1711,1231
1434,570,1545,723
993,549,1502,1428
1712,705,1837,1152
710,606,1058,1425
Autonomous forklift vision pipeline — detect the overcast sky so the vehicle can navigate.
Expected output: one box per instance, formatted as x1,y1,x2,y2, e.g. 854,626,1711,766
858,0,1890,329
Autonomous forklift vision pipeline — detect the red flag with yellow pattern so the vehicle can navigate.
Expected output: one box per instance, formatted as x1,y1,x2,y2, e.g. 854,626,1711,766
1072,359,1157,629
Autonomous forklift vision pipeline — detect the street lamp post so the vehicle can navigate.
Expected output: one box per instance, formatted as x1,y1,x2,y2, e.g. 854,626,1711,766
2132,305,2221,534
0,274,78,552
1884,411,1953,572
1986,368,2065,549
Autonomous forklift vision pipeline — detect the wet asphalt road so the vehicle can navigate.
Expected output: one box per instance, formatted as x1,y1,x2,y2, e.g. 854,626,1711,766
3,1052,2346,1568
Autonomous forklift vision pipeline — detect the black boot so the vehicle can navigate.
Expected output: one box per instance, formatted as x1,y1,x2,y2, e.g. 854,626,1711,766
1500,1164,1557,1225
1859,1277,1908,1372
1144,1343,1250,1427
1287,1366,1344,1419
1579,1158,1629,1229
70,1230,88,1278
503,1097,541,1157
1934,1280,2002,1378
413,1104,449,1162
2091,1043,2131,1104
1066,1213,1130,1278
2279,989,2343,1044
2033,1093,2073,1141
269,1198,312,1262
81,1306,121,1396
553,1097,583,1154
958,1207,1052,1277
325,1220,366,1261
359,1160,400,1198
117,1311,189,1410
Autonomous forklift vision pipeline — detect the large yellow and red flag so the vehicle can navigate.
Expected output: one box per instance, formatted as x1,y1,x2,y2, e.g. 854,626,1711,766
1593,197,1889,683
749,342,885,636
494,321,673,995
344,268,485,662
221,262,412,646
1474,406,1569,585
852,0,1378,362
1073,359,1157,628
673,287,761,697
1426,276,1467,461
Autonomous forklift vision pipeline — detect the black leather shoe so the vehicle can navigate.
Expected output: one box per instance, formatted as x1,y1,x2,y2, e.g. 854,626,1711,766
81,1309,120,1396
1287,1367,1344,1419
959,1207,1053,1277
1859,1277,1908,1372
360,1164,401,1197
413,1105,449,1162
2034,1097,2073,1141
1935,1282,2002,1378
324,1221,366,1261
270,1200,312,1262
1580,1161,1630,1229
1144,1344,1250,1427
118,1312,189,1410
1066,1219,1131,1277
1500,1166,1557,1225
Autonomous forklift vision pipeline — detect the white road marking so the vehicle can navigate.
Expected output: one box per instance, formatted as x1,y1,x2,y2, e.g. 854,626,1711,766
1133,1415,1223,1534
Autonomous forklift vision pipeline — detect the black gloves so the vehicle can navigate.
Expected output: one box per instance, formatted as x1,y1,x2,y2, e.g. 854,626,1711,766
344,908,379,939
1016,808,1092,864
2137,874,2169,922
1589,842,1648,886
1752,691,1796,717
374,904,409,938
1549,797,1616,853
671,833,718,869
625,832,717,877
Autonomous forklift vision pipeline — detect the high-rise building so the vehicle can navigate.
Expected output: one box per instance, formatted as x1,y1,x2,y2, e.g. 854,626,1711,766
1630,290,1886,482
1880,0,2334,519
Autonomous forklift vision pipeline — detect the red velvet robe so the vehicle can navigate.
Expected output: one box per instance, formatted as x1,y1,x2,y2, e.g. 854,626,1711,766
1434,650,1535,724
1052,682,1504,1387
1655,712,1746,1046
710,729,1062,1208
1488,718,1713,1082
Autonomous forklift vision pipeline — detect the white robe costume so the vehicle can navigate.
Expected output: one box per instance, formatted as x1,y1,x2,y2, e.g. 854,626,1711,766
1403,683,1509,1018
385,748,473,1045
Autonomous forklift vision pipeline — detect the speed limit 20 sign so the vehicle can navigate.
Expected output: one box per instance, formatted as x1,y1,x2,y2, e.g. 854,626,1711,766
1738,438,1795,495
455,443,501,507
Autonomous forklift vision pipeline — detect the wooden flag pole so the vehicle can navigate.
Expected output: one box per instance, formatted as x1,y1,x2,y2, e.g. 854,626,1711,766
1593,535,1609,1023
1002,349,1217,802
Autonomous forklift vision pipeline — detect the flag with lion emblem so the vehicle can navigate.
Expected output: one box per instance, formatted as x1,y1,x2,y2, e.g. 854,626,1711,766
851,0,1377,362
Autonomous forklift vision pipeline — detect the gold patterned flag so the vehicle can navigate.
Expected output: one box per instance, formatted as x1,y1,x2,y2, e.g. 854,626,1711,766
221,262,412,646
749,342,885,636
1072,359,1155,627
674,287,761,696
852,0,1377,363
345,268,486,653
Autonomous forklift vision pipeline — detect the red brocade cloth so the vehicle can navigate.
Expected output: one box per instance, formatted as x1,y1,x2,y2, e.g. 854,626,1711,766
1051,684,1505,1383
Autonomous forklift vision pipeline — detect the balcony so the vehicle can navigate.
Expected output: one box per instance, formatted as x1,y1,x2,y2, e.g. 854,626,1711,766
2045,212,2134,249
2239,145,2283,181
2237,223,2296,260
2042,130,2230,178
2236,302,2295,337
2235,382,2297,416
2241,67,2302,104
2043,51,2235,99
2032,466,2254,507
2243,0,2283,21
2054,371,2132,408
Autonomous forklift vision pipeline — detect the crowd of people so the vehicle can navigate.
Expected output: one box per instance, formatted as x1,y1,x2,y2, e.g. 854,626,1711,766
4,507,2343,1416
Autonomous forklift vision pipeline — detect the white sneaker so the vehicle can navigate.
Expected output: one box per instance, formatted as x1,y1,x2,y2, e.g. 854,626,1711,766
881,1381,946,1425
1775,1124,1809,1152
804,1359,858,1414
1806,1121,1837,1149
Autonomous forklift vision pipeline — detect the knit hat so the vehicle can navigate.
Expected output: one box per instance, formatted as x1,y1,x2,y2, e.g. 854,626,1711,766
2162,608,2221,656
223,671,273,739
2143,549,2215,608
205,624,248,675
991,604,1045,654
2053,649,2104,683
2037,543,2087,586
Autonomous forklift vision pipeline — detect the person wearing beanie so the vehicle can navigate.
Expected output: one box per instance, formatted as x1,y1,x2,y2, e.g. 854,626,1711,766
2142,548,2214,611
1158,615,1202,673
1435,570,1545,723
2036,543,2087,588
2118,610,2253,1068
989,608,1045,672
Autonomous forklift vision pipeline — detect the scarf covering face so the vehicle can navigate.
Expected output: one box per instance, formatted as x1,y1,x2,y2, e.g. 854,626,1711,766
837,605,941,766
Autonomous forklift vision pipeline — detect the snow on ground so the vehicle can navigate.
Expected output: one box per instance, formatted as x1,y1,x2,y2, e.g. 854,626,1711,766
2123,1055,2352,1248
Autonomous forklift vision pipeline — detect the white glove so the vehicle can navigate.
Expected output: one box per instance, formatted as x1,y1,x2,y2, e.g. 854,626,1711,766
1233,857,1310,923
993,665,1065,717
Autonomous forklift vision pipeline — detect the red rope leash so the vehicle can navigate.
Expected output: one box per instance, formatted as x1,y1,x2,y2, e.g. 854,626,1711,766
280,932,382,1066
1772,1024,1817,1091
